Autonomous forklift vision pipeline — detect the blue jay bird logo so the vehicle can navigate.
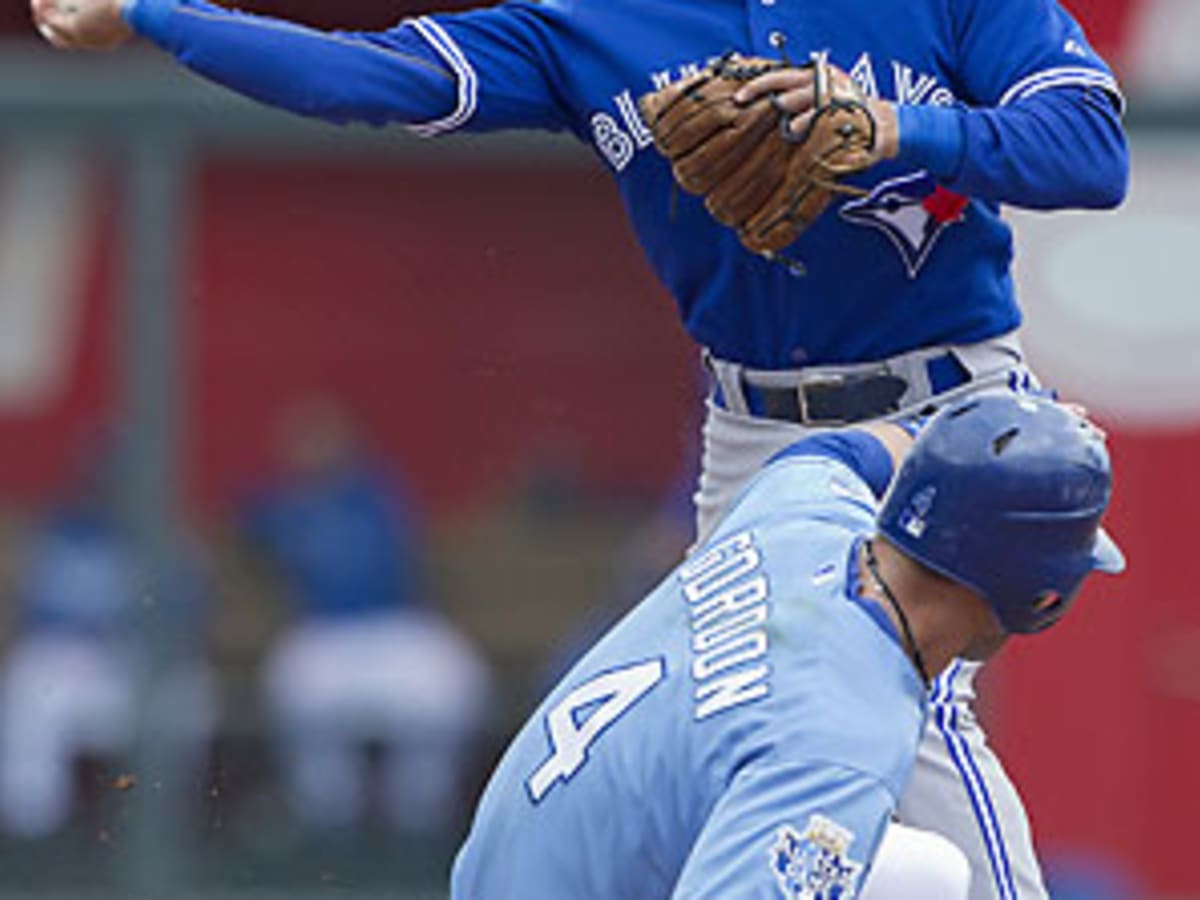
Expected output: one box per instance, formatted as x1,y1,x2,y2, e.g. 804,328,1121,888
769,815,863,899
840,171,969,278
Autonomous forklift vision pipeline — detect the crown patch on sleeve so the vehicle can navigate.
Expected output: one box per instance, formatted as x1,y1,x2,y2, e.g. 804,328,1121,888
769,815,864,899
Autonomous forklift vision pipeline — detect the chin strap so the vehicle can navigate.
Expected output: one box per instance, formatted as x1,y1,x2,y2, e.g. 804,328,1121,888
864,539,931,687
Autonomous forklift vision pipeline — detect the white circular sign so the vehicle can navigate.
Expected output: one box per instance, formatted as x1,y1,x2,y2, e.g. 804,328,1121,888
1013,142,1200,427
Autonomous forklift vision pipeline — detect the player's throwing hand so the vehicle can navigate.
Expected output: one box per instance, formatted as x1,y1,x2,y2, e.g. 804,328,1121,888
733,64,900,161
31,0,132,51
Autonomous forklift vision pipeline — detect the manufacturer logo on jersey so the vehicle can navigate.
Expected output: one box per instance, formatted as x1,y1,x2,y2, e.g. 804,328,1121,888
1063,38,1089,58
840,172,969,278
769,815,863,899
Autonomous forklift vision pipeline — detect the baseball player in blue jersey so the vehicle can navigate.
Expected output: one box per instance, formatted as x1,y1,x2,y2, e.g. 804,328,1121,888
451,393,1124,898
32,0,1129,895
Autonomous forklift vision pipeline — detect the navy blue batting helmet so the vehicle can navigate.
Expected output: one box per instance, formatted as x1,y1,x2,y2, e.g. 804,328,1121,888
877,393,1125,634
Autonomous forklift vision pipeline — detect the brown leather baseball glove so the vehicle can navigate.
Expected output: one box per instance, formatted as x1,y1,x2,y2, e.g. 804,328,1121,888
639,52,890,263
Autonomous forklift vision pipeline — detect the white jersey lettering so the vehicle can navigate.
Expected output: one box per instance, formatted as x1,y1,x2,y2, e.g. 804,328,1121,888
590,112,635,171
694,664,771,721
680,530,771,720
893,62,938,105
614,89,654,149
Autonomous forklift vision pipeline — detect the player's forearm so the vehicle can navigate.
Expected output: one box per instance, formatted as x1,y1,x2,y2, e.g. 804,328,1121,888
895,86,1129,209
123,0,457,128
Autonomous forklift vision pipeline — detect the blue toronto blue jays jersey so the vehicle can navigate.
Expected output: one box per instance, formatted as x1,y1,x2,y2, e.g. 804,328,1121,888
127,0,1125,371
450,453,927,899
413,0,1121,367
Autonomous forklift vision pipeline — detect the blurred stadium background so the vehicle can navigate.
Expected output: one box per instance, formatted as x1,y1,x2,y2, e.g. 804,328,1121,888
0,0,1194,897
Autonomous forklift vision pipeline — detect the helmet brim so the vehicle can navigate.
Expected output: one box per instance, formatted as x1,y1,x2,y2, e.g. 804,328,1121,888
1092,527,1126,575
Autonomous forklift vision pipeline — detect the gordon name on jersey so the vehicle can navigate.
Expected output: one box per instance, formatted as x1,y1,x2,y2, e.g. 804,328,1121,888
680,529,773,723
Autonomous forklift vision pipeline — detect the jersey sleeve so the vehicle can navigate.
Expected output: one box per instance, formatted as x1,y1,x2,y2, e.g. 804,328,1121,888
671,761,894,899
412,1,574,135
897,83,1129,209
713,454,880,544
767,430,896,500
125,0,571,136
951,0,1123,112
126,0,461,129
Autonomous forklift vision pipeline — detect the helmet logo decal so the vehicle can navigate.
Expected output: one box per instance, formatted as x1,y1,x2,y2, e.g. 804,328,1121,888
898,485,937,539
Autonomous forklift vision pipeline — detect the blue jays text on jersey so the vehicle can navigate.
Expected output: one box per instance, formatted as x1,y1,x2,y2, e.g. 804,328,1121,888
450,446,927,899
125,0,1128,370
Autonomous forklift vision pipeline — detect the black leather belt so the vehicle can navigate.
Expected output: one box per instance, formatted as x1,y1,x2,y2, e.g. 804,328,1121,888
711,354,970,425
748,373,909,424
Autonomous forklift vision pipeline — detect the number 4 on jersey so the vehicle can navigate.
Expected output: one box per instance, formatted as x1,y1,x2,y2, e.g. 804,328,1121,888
526,658,666,803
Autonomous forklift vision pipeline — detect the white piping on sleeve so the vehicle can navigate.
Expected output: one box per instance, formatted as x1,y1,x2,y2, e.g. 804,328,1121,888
998,66,1125,115
406,16,480,137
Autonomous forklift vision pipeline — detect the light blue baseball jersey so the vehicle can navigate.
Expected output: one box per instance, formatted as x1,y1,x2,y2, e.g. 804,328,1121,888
451,452,926,899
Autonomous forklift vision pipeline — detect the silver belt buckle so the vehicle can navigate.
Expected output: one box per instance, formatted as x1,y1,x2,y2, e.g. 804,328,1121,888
796,364,896,425
795,373,848,425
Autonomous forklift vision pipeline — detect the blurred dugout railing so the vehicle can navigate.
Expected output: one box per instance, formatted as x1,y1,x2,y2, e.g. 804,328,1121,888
0,39,1197,900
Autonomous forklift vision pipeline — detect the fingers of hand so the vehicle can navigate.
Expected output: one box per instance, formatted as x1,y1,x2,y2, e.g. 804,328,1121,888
734,68,814,106
771,85,819,120
36,20,63,45
33,0,132,51
36,0,78,23
32,0,92,37
35,16,77,48
783,109,816,141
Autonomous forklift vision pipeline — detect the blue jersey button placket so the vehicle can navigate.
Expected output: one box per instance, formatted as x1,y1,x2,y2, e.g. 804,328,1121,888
749,0,808,61
746,0,783,57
